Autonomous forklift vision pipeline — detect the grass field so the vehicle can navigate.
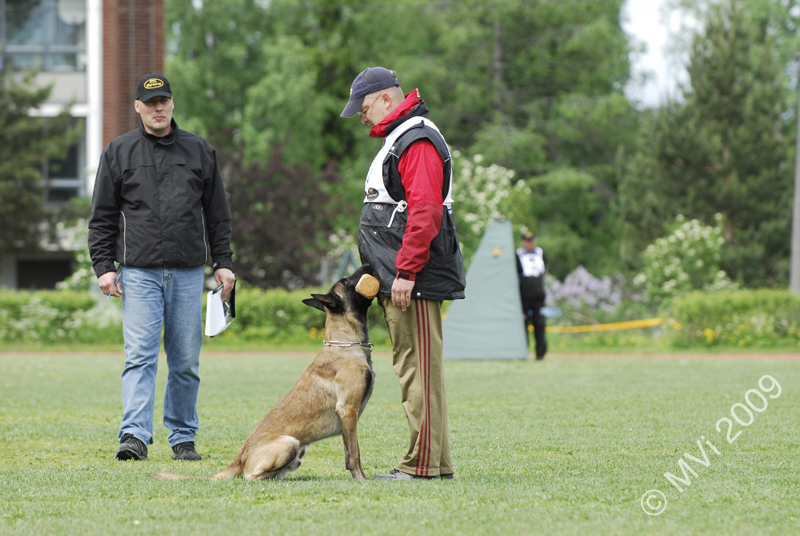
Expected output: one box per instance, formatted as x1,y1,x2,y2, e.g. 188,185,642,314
1,350,798,535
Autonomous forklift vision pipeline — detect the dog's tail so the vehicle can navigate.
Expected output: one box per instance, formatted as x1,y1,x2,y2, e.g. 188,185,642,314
210,462,242,480
149,462,241,480
149,466,242,480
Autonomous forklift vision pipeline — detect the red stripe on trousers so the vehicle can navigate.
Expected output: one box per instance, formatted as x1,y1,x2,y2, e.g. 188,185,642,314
424,301,432,476
415,301,431,476
415,302,426,475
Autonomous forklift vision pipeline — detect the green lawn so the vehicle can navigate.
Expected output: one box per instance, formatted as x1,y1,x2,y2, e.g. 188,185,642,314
0,351,798,535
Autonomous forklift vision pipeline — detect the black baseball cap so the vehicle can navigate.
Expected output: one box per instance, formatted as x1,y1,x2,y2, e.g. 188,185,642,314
522,231,536,241
136,73,172,102
340,67,401,117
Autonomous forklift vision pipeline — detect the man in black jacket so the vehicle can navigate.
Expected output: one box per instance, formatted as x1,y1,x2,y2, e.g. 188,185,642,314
88,73,235,461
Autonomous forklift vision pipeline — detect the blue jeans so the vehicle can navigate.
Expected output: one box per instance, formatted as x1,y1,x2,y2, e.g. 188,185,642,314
119,265,204,447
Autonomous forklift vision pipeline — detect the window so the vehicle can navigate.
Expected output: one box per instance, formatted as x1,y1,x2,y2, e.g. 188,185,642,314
1,0,87,72
44,118,85,203
17,258,74,289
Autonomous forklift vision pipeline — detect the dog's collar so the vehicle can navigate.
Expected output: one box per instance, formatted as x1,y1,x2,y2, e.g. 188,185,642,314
323,339,374,351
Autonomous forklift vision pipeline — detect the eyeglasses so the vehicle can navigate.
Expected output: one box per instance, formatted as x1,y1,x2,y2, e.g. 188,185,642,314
357,94,383,117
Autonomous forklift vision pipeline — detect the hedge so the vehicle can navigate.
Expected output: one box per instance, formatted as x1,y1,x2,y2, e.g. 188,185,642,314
209,287,390,346
5,286,796,350
668,289,800,348
0,286,390,347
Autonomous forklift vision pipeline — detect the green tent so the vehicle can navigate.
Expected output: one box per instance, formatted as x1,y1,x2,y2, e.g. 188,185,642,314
443,219,528,360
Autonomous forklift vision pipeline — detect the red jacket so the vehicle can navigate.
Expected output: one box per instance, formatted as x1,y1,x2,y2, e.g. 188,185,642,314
370,90,444,281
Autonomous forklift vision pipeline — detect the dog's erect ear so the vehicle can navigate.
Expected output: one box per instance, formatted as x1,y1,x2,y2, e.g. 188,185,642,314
303,293,343,313
302,298,326,312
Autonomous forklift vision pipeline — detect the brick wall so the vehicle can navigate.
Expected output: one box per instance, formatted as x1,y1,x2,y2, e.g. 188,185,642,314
102,0,165,146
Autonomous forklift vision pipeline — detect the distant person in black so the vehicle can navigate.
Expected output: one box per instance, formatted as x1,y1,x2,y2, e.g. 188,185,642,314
516,231,547,359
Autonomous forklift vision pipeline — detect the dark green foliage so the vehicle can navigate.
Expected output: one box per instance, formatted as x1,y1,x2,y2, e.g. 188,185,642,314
618,0,792,286
527,169,602,279
0,70,81,257
225,145,354,288
164,0,637,280
162,0,796,287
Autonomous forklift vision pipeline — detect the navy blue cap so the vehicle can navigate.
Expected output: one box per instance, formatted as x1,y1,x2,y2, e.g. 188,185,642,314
136,73,172,102
522,231,536,241
340,67,401,118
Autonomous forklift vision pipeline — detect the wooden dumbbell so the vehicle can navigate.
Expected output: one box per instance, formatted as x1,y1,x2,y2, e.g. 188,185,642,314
355,274,380,298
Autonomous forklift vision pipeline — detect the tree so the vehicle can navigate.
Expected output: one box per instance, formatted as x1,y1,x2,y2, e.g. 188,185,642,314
668,0,800,78
0,70,81,257
421,0,638,275
225,143,353,288
165,0,641,280
618,0,792,286
527,168,606,279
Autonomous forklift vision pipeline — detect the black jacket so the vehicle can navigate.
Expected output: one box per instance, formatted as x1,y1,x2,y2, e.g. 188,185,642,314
357,101,466,301
89,120,232,277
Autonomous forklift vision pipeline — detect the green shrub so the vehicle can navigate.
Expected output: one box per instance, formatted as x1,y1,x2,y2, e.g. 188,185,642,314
211,286,390,346
0,286,390,348
668,289,800,348
0,289,122,345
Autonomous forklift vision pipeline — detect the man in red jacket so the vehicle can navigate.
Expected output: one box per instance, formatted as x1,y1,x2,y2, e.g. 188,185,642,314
341,67,466,480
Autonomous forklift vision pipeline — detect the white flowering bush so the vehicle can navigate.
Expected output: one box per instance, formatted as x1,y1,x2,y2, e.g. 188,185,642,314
55,219,96,292
451,151,529,261
0,290,122,345
634,214,737,307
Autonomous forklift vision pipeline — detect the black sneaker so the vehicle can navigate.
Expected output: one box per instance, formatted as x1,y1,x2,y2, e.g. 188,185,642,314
440,473,455,480
171,441,202,461
116,434,148,461
373,469,438,480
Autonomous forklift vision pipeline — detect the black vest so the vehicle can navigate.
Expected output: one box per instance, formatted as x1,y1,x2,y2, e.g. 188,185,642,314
357,102,466,301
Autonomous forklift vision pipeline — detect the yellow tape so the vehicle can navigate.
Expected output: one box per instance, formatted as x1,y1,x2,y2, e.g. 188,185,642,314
546,318,681,333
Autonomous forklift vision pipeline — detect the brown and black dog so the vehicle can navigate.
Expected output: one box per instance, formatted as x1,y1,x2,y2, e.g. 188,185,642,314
152,264,380,481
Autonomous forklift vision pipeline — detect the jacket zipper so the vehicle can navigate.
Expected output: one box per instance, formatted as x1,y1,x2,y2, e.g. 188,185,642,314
201,207,209,264
120,211,127,265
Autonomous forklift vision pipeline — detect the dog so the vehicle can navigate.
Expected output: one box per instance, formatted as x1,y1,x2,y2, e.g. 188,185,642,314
152,264,380,481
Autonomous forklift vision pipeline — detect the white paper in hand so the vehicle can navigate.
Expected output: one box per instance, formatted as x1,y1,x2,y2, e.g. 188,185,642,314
205,284,234,337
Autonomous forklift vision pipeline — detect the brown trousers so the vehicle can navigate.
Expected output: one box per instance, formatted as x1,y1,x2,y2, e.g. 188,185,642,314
379,296,453,477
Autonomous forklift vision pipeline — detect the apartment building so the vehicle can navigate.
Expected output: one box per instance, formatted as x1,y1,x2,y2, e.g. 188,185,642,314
0,0,164,289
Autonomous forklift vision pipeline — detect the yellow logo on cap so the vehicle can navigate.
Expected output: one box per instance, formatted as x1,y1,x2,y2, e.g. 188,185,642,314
144,78,164,90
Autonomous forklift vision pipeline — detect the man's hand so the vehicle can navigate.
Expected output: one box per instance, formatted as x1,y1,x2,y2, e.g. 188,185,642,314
214,268,236,301
391,277,415,312
98,271,121,298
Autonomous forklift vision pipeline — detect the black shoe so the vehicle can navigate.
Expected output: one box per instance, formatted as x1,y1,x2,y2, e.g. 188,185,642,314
440,473,455,480
116,434,148,461
171,441,202,461
373,469,438,480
